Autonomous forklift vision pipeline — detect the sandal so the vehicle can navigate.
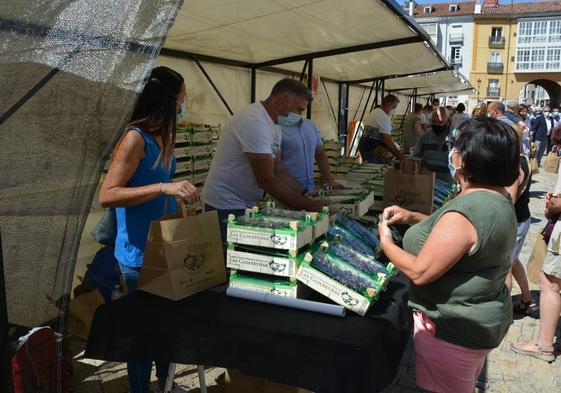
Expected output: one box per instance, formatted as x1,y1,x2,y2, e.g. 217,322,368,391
511,340,555,363
513,299,538,315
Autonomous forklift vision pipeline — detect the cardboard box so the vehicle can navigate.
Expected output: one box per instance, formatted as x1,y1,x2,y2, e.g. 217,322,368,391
297,262,376,316
227,217,313,252
226,246,301,278
229,271,298,298
225,369,312,393
321,191,374,217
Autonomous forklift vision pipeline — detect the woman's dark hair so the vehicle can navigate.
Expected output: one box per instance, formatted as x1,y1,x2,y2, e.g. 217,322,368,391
129,66,184,168
456,103,465,113
456,118,520,187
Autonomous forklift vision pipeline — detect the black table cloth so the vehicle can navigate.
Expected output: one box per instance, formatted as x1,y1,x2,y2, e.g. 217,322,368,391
85,275,411,393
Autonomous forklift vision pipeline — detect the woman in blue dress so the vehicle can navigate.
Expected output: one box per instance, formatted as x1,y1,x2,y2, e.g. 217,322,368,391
100,66,198,393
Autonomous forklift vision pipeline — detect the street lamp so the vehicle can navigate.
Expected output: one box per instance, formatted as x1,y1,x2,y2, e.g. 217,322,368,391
477,78,481,103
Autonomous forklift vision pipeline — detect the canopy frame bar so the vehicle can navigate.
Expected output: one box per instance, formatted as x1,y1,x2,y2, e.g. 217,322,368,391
193,57,234,116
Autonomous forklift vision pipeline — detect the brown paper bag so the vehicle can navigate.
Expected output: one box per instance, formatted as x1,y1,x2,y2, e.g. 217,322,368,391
138,210,226,300
543,152,560,174
383,159,435,215
68,289,105,340
530,157,539,174
527,233,547,284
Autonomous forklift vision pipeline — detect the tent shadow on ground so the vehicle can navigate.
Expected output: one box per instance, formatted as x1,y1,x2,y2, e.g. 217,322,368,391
529,190,547,199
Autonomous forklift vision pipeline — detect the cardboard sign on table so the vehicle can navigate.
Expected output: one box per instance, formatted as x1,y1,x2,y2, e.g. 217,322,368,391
527,233,547,284
383,157,435,215
543,151,560,174
138,202,226,300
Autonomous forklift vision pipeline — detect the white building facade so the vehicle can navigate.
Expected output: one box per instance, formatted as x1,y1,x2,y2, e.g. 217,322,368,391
405,2,476,108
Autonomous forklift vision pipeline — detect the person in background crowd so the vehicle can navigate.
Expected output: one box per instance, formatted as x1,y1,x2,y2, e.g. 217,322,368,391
380,119,519,393
471,102,488,119
414,112,452,184
430,99,448,135
358,94,404,163
99,66,193,393
505,100,521,124
552,107,560,125
448,103,469,140
279,108,343,192
488,101,517,128
421,104,433,133
445,105,454,118
403,103,425,154
504,147,535,316
203,78,326,246
518,104,532,156
511,165,561,363
531,106,555,166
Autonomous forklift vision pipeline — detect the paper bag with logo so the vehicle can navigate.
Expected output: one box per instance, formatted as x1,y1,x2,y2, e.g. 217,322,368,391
543,151,560,174
527,233,547,284
139,208,226,300
383,158,435,215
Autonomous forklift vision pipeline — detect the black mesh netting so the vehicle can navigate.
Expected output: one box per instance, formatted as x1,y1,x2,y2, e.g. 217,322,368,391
0,0,182,328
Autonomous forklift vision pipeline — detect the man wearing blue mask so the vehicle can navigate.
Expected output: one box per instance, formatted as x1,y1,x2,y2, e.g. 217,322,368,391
279,98,343,193
204,78,326,247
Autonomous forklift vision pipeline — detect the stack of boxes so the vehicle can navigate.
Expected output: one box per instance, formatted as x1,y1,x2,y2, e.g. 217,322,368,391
226,202,329,298
173,123,220,190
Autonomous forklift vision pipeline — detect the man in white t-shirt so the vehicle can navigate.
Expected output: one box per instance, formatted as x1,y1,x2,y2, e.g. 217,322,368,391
358,94,404,163
203,78,325,243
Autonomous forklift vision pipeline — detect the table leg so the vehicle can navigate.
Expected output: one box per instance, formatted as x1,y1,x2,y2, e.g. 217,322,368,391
164,363,176,393
197,365,207,393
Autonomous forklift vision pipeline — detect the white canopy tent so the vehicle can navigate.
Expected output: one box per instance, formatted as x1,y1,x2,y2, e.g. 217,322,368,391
158,0,471,140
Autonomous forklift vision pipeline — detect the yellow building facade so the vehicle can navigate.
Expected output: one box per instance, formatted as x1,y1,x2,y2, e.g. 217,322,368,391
471,14,561,108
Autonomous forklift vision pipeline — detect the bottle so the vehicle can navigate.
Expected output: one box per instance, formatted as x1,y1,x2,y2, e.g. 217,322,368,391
111,284,123,301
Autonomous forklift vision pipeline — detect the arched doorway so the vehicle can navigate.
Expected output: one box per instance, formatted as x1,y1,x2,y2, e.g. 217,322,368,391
519,79,561,108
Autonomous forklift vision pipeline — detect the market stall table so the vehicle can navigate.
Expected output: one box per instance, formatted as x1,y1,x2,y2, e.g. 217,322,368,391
85,275,411,393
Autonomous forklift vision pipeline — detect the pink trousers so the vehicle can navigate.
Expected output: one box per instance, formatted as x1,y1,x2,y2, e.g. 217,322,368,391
413,311,491,393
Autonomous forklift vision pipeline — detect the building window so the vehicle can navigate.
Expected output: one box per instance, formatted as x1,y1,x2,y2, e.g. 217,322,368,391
491,27,503,40
516,18,561,72
449,4,458,12
424,6,432,14
420,23,438,44
451,46,461,63
489,52,501,63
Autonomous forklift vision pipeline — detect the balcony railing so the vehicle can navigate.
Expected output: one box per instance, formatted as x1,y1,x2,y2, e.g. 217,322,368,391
449,33,464,43
487,87,501,97
489,36,505,48
449,56,462,67
487,62,504,74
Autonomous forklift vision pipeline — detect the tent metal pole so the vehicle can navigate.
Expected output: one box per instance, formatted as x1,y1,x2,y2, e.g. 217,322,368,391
299,60,308,82
359,81,376,126
352,88,366,121
345,66,452,85
338,83,349,155
252,36,422,68
307,59,313,119
321,78,338,129
193,58,234,116
250,67,257,103
0,231,12,393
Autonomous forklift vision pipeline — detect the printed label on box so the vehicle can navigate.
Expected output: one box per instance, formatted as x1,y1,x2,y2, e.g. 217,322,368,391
227,250,298,277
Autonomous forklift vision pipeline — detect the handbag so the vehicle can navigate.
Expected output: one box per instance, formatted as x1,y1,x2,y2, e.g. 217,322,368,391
91,208,117,246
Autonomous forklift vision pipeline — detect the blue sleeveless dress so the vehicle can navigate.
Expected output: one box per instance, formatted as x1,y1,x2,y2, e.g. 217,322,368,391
114,128,177,268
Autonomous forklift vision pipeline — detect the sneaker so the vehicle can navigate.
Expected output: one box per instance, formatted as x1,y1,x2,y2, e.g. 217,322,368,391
153,383,190,393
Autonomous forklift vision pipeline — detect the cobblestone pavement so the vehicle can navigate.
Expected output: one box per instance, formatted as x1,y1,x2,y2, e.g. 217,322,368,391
73,170,561,393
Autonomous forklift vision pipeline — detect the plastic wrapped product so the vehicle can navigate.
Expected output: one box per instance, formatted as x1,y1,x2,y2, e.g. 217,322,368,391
308,250,383,298
328,242,391,276
260,207,310,220
327,224,374,257
235,215,294,229
335,213,381,249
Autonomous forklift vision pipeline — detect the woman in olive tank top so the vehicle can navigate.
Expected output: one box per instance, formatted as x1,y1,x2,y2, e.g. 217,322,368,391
379,119,520,393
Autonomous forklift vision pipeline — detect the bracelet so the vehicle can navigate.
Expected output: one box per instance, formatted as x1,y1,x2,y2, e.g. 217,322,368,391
159,182,163,194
